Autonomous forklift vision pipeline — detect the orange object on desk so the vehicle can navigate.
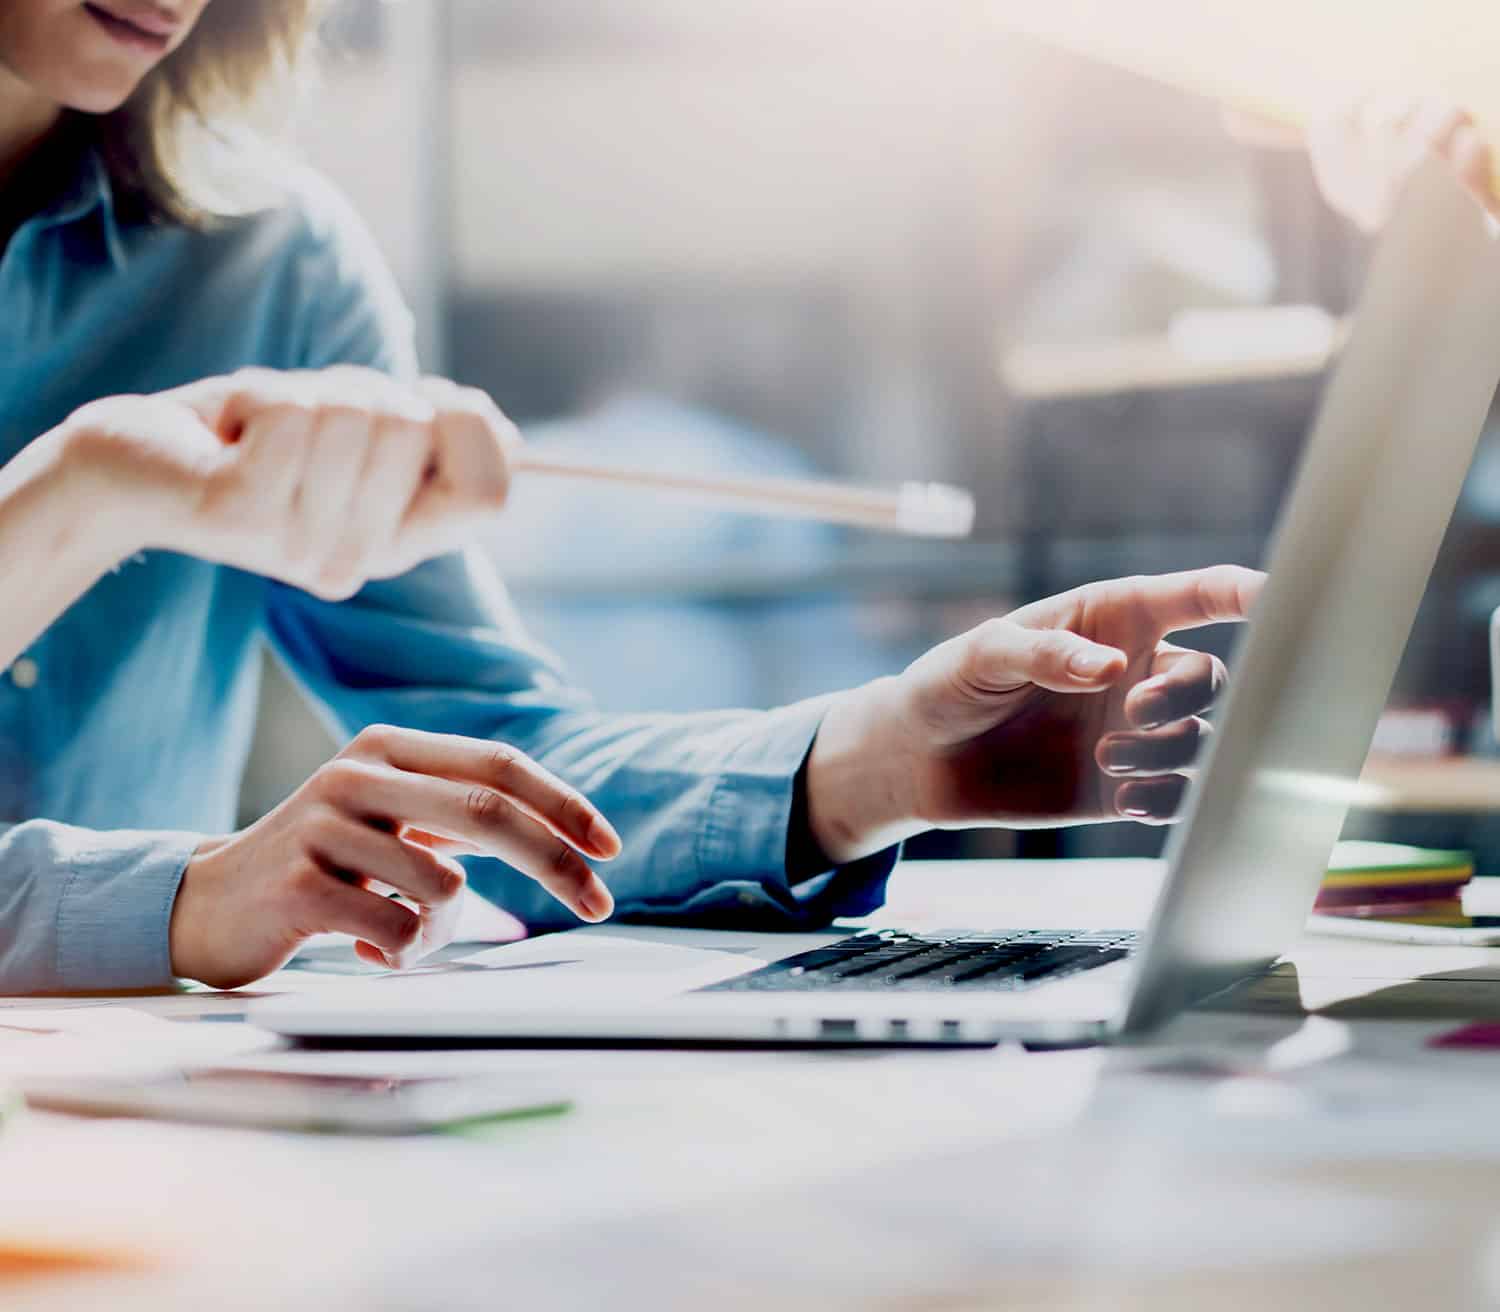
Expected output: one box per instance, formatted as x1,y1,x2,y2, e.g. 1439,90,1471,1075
0,1239,155,1283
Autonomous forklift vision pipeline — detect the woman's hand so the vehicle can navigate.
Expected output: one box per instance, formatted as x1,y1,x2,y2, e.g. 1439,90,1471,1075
59,366,518,599
169,724,622,989
1308,95,1498,233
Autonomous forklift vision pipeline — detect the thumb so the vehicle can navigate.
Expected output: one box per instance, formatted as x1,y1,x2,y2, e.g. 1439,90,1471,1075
80,392,235,480
160,369,309,442
158,375,244,439
962,621,1126,695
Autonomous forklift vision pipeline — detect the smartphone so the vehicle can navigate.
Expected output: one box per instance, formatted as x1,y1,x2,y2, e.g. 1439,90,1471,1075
1307,913,1500,946
22,1067,572,1134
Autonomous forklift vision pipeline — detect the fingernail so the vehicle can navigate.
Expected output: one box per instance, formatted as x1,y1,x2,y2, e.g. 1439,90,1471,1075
579,881,614,922
1100,745,1140,774
1069,649,1111,678
1122,805,1152,819
588,815,621,858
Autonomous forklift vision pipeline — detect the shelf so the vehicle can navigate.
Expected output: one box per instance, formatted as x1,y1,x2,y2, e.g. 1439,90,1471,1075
1000,317,1348,400
1357,757,1500,814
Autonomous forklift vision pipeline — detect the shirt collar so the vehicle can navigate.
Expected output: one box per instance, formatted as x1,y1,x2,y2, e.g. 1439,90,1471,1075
31,146,129,271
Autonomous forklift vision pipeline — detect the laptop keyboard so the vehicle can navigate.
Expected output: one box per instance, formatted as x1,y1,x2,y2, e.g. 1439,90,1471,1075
700,928,1138,993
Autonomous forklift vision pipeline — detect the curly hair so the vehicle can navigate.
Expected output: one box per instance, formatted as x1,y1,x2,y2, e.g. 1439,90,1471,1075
95,0,324,224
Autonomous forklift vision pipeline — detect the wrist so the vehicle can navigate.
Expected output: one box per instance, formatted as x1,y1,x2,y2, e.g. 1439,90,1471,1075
804,677,923,864
0,423,141,583
168,837,226,984
51,415,152,563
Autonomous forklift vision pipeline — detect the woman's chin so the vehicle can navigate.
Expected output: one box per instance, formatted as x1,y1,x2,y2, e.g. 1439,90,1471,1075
41,58,145,116
63,79,140,115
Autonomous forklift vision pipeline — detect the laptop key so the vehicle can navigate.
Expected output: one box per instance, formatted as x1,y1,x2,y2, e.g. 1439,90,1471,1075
832,949,938,978
1017,946,1123,981
1014,946,1106,979
885,949,990,981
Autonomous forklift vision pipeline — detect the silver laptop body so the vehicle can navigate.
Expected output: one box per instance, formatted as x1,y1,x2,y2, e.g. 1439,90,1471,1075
256,160,1500,1046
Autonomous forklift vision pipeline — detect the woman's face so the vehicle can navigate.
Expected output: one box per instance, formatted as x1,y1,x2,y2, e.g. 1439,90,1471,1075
0,1,212,115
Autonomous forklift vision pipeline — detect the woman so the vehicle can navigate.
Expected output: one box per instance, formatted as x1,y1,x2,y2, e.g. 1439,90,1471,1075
0,1,1248,993
0,1,630,983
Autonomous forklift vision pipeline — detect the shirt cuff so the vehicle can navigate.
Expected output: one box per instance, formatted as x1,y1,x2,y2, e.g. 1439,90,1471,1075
697,699,897,928
53,828,198,992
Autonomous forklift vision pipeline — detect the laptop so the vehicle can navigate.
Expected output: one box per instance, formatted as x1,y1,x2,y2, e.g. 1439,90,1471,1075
255,159,1500,1047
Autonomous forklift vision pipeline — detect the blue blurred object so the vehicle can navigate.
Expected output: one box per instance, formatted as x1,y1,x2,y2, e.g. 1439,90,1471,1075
483,394,902,712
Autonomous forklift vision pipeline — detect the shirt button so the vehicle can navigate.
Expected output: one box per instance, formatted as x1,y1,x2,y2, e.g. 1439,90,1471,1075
9,658,38,690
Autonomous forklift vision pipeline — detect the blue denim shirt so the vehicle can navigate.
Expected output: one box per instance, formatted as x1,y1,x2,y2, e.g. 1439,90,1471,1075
0,151,893,992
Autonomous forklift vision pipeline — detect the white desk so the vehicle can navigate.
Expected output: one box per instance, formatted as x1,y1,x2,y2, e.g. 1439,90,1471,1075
5,858,1500,1311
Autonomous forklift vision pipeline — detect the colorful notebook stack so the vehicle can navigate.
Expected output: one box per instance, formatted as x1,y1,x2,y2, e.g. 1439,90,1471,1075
1315,841,1475,925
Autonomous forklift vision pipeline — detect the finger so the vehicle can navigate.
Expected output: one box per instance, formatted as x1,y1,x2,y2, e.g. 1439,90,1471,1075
1448,124,1498,213
1410,99,1470,156
1114,776,1190,825
1131,566,1263,637
1124,645,1227,728
225,396,315,517
1097,718,1211,778
422,377,519,491
303,810,466,907
319,760,613,922
401,379,515,561
401,826,481,856
295,405,374,594
292,867,423,958
355,940,388,967
362,871,467,972
348,725,621,859
958,620,1126,696
327,412,432,584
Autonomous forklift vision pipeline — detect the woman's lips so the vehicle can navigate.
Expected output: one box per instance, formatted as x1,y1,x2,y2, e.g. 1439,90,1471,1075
82,3,175,54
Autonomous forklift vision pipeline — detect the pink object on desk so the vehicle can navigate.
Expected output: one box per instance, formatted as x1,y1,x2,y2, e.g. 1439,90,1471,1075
1429,1022,1500,1049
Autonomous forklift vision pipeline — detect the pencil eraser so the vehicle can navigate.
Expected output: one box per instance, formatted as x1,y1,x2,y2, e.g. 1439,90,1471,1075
896,483,976,539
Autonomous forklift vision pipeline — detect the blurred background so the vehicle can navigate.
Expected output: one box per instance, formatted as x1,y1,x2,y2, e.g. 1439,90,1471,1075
241,0,1500,869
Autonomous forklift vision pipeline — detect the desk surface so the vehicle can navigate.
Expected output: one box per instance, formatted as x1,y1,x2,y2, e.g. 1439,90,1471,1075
6,858,1500,1311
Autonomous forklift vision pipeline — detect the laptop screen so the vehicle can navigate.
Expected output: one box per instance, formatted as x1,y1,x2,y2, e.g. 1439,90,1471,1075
1123,159,1500,1032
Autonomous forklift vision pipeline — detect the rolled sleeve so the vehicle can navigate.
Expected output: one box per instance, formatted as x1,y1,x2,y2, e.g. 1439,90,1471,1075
683,700,897,928
0,821,196,993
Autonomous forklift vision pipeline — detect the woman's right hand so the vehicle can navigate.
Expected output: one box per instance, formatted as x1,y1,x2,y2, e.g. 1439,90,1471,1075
57,366,517,599
169,724,622,989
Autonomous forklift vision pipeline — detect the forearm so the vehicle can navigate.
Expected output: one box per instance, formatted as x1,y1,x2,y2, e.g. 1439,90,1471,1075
494,674,925,894
0,429,135,669
478,699,855,919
